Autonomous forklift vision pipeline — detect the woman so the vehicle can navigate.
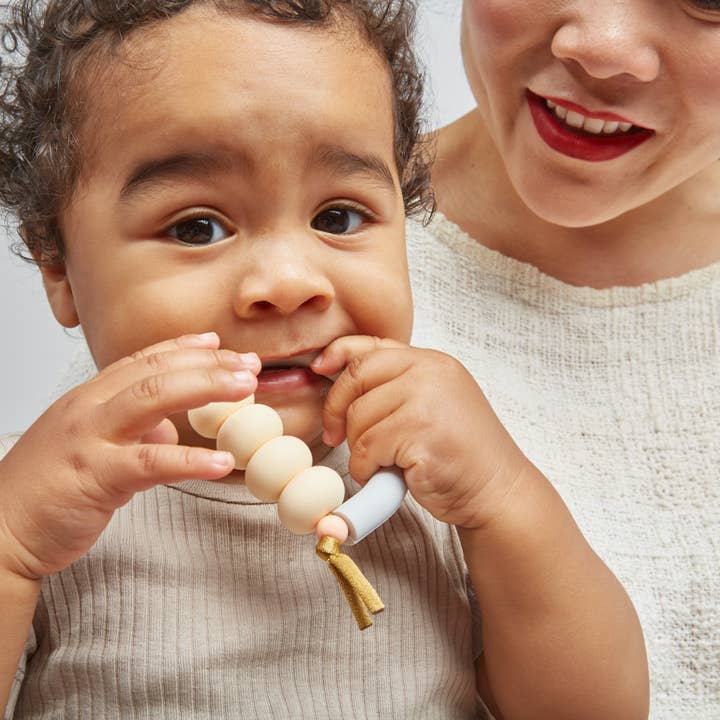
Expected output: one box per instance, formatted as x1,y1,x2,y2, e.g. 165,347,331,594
408,2,720,717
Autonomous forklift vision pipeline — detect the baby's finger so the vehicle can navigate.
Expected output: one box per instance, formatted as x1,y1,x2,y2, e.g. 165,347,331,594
311,335,407,378
93,347,260,399
140,418,180,446
347,409,406,483
322,349,412,446
95,332,222,381
100,443,235,501
344,380,404,450
100,366,257,440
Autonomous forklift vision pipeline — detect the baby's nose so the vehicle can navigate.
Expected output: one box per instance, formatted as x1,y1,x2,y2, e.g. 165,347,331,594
233,256,334,318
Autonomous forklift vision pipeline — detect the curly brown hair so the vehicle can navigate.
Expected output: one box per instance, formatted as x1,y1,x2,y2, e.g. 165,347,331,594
0,0,433,264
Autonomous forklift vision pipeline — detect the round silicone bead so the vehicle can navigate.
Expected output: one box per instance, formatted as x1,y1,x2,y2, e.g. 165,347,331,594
188,396,255,439
277,466,346,535
315,514,349,544
245,435,313,502
217,403,283,470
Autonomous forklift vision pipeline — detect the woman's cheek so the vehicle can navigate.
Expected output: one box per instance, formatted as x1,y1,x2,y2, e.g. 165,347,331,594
464,0,530,46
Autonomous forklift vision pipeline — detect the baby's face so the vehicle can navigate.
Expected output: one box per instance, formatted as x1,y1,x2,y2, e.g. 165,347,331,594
50,6,412,452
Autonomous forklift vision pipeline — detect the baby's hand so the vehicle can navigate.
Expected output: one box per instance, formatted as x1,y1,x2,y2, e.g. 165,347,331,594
312,336,531,530
0,333,259,581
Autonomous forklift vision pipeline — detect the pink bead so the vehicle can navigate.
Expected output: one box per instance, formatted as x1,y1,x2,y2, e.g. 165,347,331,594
315,514,349,544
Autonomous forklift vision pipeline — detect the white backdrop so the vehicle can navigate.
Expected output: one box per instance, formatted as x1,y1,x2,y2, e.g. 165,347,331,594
0,1,473,435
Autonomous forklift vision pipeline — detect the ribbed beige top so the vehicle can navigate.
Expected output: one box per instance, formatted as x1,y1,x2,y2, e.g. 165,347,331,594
3,435,486,719
407,211,720,720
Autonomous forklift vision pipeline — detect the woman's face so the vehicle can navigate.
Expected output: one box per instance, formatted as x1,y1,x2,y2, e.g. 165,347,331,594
461,0,720,226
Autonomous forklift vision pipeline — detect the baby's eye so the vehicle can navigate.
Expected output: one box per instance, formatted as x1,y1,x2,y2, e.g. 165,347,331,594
167,216,231,246
311,207,366,235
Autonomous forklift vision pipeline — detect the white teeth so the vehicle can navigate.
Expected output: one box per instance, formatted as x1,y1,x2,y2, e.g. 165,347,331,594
582,117,606,134
565,110,585,129
545,99,635,135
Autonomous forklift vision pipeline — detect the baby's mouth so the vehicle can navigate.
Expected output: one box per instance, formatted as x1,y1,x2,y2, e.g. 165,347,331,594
256,350,336,390
261,352,321,374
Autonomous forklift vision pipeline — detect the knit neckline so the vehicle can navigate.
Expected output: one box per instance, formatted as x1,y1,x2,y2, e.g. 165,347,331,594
412,211,720,309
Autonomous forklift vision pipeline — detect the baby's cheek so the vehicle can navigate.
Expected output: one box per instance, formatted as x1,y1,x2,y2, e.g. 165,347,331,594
275,397,326,450
93,291,205,368
369,286,413,344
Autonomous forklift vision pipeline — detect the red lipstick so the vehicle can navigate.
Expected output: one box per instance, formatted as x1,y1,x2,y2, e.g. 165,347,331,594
526,90,654,162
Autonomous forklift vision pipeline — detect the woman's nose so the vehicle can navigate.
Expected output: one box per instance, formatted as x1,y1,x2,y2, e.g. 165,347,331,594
233,252,335,319
551,1,661,83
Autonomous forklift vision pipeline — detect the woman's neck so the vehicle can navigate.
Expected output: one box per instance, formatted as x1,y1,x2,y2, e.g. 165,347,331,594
433,109,720,289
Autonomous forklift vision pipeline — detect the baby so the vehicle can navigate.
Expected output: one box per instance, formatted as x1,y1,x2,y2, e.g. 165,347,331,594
0,1,648,718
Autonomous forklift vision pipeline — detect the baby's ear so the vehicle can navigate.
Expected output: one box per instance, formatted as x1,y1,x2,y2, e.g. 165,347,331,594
39,260,80,328
23,226,80,329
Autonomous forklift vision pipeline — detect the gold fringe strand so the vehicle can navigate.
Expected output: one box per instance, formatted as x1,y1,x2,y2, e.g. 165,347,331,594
315,536,384,630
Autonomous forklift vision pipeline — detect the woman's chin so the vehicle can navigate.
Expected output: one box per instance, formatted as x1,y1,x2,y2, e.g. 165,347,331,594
521,185,628,228
512,160,639,228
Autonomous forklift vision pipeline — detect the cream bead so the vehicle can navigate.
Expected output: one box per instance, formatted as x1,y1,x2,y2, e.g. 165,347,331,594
277,466,346,535
217,403,283,470
245,435,313,502
188,395,255,439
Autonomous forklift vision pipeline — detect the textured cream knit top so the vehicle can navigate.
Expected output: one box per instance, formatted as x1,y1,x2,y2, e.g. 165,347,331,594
406,211,720,720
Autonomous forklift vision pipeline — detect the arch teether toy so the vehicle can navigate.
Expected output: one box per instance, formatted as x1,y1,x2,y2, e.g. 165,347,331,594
188,396,407,629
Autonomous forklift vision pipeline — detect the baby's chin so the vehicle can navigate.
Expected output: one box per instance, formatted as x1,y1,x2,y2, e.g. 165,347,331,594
273,406,329,463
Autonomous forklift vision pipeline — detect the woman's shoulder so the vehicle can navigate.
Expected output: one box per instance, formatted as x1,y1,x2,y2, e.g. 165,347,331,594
407,209,720,311
0,433,21,460
406,209,486,261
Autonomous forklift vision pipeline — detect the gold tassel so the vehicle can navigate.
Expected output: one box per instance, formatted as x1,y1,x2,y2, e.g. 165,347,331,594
316,536,384,630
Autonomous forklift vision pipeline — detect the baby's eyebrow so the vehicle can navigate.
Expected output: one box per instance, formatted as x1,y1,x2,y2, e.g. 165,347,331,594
119,151,241,203
118,144,396,203
310,144,396,191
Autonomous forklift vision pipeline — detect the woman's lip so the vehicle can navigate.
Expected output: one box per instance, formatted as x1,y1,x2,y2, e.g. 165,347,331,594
539,93,642,126
526,90,654,162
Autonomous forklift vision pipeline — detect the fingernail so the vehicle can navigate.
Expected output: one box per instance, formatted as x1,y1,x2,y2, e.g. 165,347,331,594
322,429,336,446
192,332,218,344
238,352,259,364
311,352,324,368
233,370,255,384
210,451,234,470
